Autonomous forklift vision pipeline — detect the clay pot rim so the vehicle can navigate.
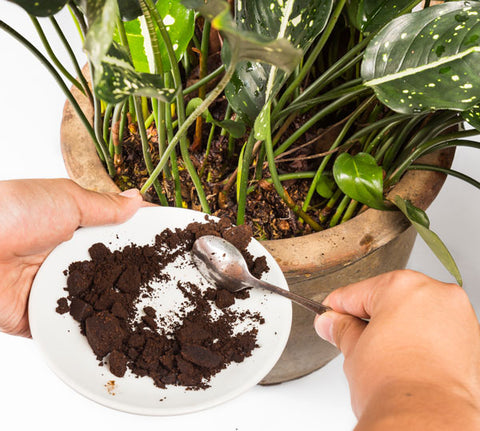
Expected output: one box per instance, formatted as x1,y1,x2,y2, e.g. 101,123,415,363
60,84,454,276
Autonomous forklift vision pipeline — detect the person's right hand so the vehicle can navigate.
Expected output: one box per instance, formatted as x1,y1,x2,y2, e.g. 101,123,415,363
314,270,480,430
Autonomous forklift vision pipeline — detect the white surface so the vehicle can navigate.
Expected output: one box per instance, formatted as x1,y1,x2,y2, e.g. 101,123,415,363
29,207,292,415
0,4,479,430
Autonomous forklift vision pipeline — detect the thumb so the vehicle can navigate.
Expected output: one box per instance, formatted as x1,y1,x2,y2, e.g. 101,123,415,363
75,187,145,227
314,311,367,357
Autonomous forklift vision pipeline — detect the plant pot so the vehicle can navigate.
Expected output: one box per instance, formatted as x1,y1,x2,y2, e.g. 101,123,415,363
60,83,455,385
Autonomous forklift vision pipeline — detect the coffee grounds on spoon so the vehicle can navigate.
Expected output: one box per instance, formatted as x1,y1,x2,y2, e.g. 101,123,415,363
56,216,268,390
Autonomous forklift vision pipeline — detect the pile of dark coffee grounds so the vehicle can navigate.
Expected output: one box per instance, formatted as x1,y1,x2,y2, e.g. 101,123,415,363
56,216,269,390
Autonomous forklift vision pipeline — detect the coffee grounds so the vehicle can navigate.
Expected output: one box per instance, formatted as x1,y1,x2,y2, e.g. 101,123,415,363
56,216,268,390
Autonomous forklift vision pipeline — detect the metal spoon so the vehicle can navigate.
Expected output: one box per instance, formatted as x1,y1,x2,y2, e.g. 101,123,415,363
192,235,331,315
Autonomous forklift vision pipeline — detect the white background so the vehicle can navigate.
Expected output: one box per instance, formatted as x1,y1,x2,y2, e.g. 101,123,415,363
0,4,479,430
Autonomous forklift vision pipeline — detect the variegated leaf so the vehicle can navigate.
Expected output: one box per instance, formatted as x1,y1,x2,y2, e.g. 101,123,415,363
362,2,480,114
225,0,334,122
83,0,119,67
94,42,177,104
463,105,480,131
6,0,67,16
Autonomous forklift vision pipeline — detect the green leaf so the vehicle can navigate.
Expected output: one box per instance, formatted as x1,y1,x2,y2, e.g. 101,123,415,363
7,0,67,16
333,152,387,210
237,142,247,202
393,195,462,286
355,0,420,34
115,1,194,73
362,2,480,114
462,105,480,131
186,98,246,137
94,42,177,104
83,0,119,67
315,173,335,198
254,103,272,141
223,0,333,122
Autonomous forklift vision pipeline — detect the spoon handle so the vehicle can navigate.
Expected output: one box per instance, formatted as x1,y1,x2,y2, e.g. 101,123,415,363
254,278,331,315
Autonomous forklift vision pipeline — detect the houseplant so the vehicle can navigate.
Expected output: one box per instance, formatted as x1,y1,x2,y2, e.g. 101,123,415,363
2,0,479,382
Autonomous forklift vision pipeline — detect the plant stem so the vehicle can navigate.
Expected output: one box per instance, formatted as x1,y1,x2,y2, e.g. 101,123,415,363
274,87,369,156
341,199,359,223
49,15,93,105
387,130,480,185
140,61,237,201
247,171,316,194
133,96,169,206
329,195,350,227
236,133,257,225
302,96,375,212
144,0,210,212
199,123,216,177
183,65,226,95
103,103,115,150
67,4,85,43
408,164,480,190
272,0,348,117
111,101,126,165
29,16,85,94
262,103,322,231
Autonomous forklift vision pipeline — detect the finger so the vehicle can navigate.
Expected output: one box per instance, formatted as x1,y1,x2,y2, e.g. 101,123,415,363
314,311,367,357
74,187,144,227
322,270,434,320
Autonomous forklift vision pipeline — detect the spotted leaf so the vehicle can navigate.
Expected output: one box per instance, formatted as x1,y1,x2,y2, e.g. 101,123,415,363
393,195,462,286
83,0,119,67
6,0,67,16
224,0,334,122
463,105,480,131
348,0,420,34
94,42,177,104
114,1,194,73
362,2,480,114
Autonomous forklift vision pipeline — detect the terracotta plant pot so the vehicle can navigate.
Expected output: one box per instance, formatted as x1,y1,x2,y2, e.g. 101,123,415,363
60,84,455,385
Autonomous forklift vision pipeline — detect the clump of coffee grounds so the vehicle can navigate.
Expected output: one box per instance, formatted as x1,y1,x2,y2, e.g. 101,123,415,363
56,216,269,390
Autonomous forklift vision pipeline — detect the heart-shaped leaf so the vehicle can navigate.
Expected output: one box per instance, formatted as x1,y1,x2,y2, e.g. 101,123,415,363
7,0,67,16
362,2,480,114
333,152,387,210
224,0,333,122
463,105,480,131
393,195,462,286
94,42,177,104
315,173,335,199
83,0,119,67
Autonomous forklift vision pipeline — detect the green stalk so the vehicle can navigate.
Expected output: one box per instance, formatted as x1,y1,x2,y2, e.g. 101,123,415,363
261,104,322,231
347,113,411,143
408,164,480,190
164,90,182,207
0,20,113,172
118,102,128,157
341,199,359,224
329,195,350,227
302,96,375,212
49,16,93,105
247,171,316,194
68,5,85,43
140,60,237,201
387,130,480,185
236,133,257,225
103,103,115,150
274,87,369,156
272,0,348,117
29,16,85,93
183,65,225,95
199,123,216,177
133,96,169,206
110,101,126,163
143,0,210,212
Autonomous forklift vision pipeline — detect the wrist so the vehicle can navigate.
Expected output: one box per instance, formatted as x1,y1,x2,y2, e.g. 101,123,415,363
356,380,480,431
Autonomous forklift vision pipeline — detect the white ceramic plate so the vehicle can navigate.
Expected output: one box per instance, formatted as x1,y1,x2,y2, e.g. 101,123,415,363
29,207,292,416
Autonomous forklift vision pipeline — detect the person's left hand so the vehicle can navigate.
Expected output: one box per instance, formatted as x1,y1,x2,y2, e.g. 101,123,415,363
0,179,145,338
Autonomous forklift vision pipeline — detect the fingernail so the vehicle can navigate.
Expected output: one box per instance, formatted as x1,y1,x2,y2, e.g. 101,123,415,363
120,188,140,198
314,314,336,346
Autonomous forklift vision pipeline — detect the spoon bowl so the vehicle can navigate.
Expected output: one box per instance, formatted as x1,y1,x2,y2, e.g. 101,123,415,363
192,235,331,315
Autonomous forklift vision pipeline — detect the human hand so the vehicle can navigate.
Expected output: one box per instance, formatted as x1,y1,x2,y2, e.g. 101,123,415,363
314,270,480,430
0,179,145,338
